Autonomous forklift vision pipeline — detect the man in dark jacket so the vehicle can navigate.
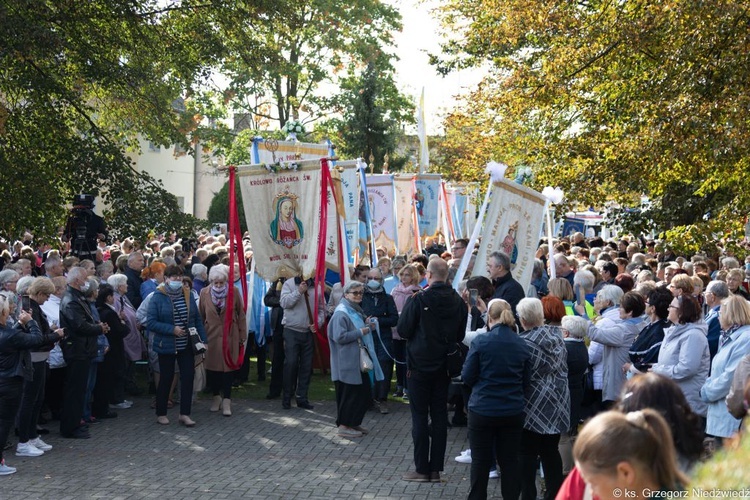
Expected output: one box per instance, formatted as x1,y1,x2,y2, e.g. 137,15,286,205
488,251,525,313
263,277,286,399
361,268,399,414
59,267,109,439
397,258,468,483
124,252,145,310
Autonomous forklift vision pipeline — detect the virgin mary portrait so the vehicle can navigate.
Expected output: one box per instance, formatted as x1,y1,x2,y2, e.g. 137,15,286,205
269,194,304,249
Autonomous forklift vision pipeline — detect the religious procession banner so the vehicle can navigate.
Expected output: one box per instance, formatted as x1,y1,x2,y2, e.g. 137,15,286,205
448,185,468,239
394,175,419,255
366,174,398,256
463,184,479,238
337,164,360,264
414,174,442,238
237,163,322,282
473,178,547,291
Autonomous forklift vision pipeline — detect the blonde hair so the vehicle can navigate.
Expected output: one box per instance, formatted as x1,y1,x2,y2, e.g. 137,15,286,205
487,299,515,329
574,410,688,491
548,278,574,301
28,277,55,297
720,294,750,327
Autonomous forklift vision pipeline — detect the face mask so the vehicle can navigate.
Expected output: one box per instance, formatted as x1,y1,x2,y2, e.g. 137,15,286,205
167,281,182,291
367,280,382,291
80,282,90,293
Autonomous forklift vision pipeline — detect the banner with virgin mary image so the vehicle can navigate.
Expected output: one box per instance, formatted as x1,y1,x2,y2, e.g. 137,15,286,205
473,178,547,291
366,174,398,255
237,164,322,281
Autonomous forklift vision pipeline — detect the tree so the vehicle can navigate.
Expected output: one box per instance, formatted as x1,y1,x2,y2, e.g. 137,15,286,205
432,0,750,254
324,61,415,171
207,181,248,233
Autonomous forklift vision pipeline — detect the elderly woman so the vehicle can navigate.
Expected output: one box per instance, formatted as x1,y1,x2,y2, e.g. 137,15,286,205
106,273,139,407
147,265,207,427
577,286,646,409
517,297,570,500
700,295,750,446
558,315,590,476
140,261,166,302
15,277,60,457
328,281,382,438
462,299,530,500
0,296,63,474
198,264,246,417
623,286,673,375
725,268,750,300
649,295,710,418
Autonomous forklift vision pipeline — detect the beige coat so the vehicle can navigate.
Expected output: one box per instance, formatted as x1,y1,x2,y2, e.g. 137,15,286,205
199,286,247,372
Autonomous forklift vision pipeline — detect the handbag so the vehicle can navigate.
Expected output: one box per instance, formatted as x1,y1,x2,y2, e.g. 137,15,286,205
359,339,374,373
581,365,596,407
446,341,468,378
193,354,206,392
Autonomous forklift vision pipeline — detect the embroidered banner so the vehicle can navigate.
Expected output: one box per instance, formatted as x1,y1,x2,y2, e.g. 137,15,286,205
337,164,359,264
473,179,547,291
414,174,442,238
237,165,322,281
366,174,398,256
394,175,418,255
251,139,330,164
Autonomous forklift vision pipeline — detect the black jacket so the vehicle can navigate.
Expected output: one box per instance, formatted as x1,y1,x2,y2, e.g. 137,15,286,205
361,289,399,330
97,304,129,356
564,338,589,432
491,273,525,312
59,286,103,361
124,266,143,310
0,320,58,379
397,282,468,373
628,318,670,371
263,278,286,333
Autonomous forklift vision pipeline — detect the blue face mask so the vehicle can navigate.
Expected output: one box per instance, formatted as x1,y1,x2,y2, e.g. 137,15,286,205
166,281,182,291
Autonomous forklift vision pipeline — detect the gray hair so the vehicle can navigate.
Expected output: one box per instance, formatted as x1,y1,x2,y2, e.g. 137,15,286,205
561,315,589,339
96,261,114,276
191,263,207,279
489,251,511,271
16,276,35,295
66,267,88,284
127,252,143,263
44,257,62,272
107,273,128,289
573,269,595,292
722,257,740,270
86,276,100,298
597,284,624,307
0,269,20,287
208,263,229,282
517,297,544,328
343,281,365,295
706,280,729,299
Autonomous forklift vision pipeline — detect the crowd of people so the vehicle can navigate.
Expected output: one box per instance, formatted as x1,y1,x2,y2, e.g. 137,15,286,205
1,230,749,500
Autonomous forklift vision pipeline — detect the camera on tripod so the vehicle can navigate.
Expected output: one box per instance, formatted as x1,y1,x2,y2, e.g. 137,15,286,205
65,194,107,259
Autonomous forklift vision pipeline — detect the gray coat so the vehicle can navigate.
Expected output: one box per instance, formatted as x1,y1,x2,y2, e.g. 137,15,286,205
651,322,710,416
588,309,647,402
328,309,367,385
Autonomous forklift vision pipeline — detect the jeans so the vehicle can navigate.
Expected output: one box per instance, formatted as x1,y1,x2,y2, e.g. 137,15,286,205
282,328,313,403
156,349,194,416
407,369,450,474
82,362,99,420
0,377,23,462
468,411,524,500
60,358,92,436
16,361,46,443
520,430,563,500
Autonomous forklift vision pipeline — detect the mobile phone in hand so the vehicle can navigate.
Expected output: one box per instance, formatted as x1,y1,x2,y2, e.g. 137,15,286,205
469,288,479,307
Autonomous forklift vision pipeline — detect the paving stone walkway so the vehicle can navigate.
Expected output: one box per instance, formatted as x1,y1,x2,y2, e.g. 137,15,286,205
2,397,508,499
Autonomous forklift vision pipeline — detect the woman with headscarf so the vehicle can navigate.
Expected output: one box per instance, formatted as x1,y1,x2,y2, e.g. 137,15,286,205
198,264,246,417
328,281,382,438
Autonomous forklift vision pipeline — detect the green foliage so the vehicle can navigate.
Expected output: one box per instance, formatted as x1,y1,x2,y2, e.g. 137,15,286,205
432,0,750,253
207,181,247,233
688,430,750,494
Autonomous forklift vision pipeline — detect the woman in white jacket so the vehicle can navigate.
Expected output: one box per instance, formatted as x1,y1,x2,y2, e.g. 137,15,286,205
650,295,710,417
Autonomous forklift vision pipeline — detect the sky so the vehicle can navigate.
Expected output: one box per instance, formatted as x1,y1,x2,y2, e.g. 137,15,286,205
387,0,486,135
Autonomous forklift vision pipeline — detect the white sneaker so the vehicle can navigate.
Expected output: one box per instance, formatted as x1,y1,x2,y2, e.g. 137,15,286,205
455,453,472,464
0,460,16,475
489,469,499,479
29,437,52,452
461,449,471,457
110,401,132,409
16,442,44,457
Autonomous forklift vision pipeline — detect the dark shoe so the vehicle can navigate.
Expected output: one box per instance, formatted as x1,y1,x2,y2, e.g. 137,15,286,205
282,400,291,410
296,401,314,410
36,427,50,435
266,393,280,400
402,471,430,482
84,417,99,424
62,429,90,439
430,471,441,483
37,416,48,425
3,441,12,451
451,414,468,427
95,412,118,419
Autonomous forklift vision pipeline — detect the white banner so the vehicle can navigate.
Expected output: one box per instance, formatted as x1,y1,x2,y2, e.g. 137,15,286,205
252,140,330,164
338,164,359,263
474,179,547,291
366,174,397,255
237,165,322,281
414,174,441,238
394,176,418,255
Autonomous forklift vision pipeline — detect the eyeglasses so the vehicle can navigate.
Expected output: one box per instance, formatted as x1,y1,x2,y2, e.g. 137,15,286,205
348,291,363,296
668,305,679,310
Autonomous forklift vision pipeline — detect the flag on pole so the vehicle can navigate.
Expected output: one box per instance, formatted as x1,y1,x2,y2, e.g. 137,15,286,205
417,87,429,173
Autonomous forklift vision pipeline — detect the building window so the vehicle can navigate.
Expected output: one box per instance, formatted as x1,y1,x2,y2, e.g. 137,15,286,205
176,196,185,212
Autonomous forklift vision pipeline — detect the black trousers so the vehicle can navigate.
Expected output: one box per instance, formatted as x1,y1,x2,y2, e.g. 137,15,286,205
206,370,233,399
372,334,393,401
520,430,563,500
334,373,371,427
156,350,194,416
468,411,524,500
16,361,46,443
0,377,23,462
60,358,91,436
45,367,67,419
407,369,450,474
392,339,407,390
268,326,285,396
